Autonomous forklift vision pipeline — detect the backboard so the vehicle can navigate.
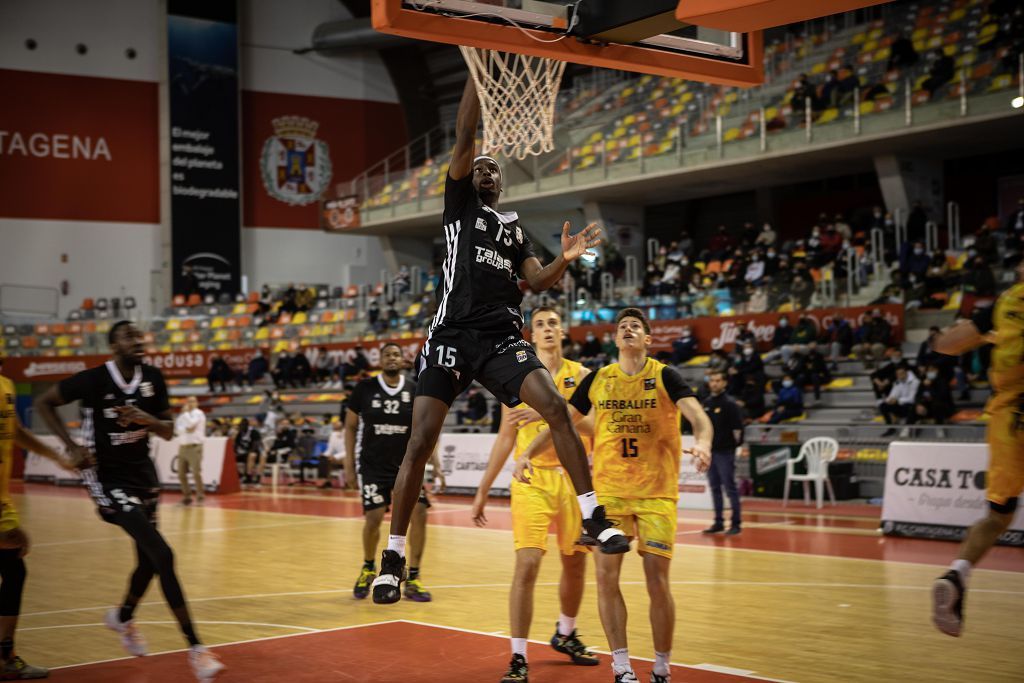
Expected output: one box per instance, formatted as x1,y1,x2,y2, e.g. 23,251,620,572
371,0,765,87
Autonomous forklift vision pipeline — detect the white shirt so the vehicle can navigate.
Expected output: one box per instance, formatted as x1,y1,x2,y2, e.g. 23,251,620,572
887,374,920,405
176,408,206,445
325,431,345,460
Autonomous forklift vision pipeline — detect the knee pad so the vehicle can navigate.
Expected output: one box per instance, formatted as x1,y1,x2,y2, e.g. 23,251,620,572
989,497,1018,515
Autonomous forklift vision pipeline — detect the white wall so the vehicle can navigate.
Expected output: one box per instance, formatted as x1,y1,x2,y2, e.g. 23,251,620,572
241,228,389,289
0,219,161,318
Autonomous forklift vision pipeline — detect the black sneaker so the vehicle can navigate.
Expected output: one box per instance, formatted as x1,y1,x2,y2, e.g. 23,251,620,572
550,624,599,665
702,524,725,534
932,569,965,637
581,506,630,554
650,672,671,683
371,550,405,604
500,653,528,682
725,526,741,536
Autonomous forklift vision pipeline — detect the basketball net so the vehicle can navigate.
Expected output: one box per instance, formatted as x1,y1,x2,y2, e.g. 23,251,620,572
459,46,566,161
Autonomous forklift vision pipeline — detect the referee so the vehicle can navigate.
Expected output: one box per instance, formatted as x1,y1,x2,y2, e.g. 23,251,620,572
701,370,744,535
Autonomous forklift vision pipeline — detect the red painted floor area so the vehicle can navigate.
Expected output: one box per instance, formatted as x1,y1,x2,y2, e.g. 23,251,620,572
51,621,772,683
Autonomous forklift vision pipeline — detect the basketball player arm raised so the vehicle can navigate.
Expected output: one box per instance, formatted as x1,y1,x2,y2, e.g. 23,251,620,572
519,223,603,293
449,78,481,180
471,405,520,526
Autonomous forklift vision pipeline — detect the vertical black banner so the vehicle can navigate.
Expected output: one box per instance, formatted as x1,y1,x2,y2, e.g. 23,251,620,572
168,0,240,297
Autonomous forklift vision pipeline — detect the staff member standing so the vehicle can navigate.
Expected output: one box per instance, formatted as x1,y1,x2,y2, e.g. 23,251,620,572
701,371,744,535
175,397,206,505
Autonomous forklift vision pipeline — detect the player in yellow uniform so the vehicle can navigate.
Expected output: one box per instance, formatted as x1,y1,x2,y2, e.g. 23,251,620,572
472,306,599,682
0,372,78,678
931,260,1024,637
518,308,712,683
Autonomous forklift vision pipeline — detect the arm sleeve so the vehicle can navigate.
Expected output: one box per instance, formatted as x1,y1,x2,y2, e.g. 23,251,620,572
57,369,93,403
568,371,598,415
662,367,696,402
443,173,475,225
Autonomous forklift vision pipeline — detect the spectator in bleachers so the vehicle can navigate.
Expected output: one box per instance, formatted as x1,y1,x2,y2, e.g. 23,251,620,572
869,347,903,400
707,349,731,376
206,355,234,393
740,221,759,248
580,331,602,366
887,31,919,72
768,373,804,424
754,223,777,249
245,350,269,387
791,73,818,119
744,251,765,287
234,417,264,486
671,325,699,364
393,265,411,296
314,347,334,386
800,341,833,401
290,350,312,388
1004,198,1024,233
789,262,815,309
747,285,768,314
923,50,954,98
281,284,299,315
837,65,860,105
852,309,892,368
735,327,756,350
600,332,617,363
272,351,293,389
912,363,955,426
735,373,767,423
319,419,345,489
707,224,736,261
879,364,920,431
678,229,694,257
834,214,852,242
341,346,370,381
728,342,764,395
821,315,854,369
457,387,489,426
368,299,381,328
268,418,297,473
762,246,780,277
791,314,817,348
962,254,997,297
820,69,840,109
763,316,793,363
900,241,931,286
819,224,843,263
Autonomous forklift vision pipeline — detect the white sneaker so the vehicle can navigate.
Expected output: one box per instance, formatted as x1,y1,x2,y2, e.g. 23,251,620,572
104,608,147,656
189,645,225,681
613,666,639,683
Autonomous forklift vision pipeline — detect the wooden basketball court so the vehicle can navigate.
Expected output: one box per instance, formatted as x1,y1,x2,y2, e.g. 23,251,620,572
12,483,1024,682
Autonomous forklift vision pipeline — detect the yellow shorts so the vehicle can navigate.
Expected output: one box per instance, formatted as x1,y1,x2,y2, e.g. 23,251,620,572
0,503,20,534
602,496,677,559
511,466,588,556
986,406,1024,507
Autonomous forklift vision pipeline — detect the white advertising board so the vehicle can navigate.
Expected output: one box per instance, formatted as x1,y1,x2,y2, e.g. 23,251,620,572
882,442,1024,546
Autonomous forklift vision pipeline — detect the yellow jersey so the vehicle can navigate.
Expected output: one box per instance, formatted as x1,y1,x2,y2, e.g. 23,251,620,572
985,281,1024,413
515,358,584,468
0,375,16,506
569,357,695,499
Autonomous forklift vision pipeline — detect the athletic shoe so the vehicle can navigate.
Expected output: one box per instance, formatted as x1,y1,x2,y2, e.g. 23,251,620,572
188,645,225,681
403,578,433,602
550,624,599,665
371,549,405,604
0,655,49,679
353,567,376,599
932,569,966,637
104,608,147,656
702,524,725,534
581,506,630,554
500,653,528,682
613,668,639,683
725,526,741,536
650,672,670,683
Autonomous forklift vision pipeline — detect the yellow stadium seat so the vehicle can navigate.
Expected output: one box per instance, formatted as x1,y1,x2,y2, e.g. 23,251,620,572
988,74,1013,91
680,92,694,103
724,91,738,103
810,62,826,74
851,31,867,45
723,127,741,142
55,335,70,348
211,317,225,329
859,100,876,115
874,47,890,62
861,39,878,53
623,114,636,125
212,330,227,342
291,312,307,325
170,332,185,344
255,327,270,340
627,134,641,147
165,319,181,331
817,108,840,124
232,303,246,314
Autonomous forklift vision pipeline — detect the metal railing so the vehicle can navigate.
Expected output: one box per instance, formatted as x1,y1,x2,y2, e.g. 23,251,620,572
870,228,886,281
947,201,961,251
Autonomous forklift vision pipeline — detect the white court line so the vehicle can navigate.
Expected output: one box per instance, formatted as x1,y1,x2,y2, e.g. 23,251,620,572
396,619,798,683
49,619,402,671
26,580,1022,621
677,520,797,536
20,619,319,633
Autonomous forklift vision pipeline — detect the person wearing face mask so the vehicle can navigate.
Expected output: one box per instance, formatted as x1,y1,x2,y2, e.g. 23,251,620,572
671,326,699,364
730,343,765,396
763,316,794,364
744,251,765,286
852,310,892,368
912,363,955,427
580,331,602,362
754,222,776,248
878,364,920,431
901,241,931,285
768,373,804,424
762,247,780,276
869,348,903,400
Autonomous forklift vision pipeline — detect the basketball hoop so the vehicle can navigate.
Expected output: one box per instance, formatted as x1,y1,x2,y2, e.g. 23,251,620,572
459,46,566,161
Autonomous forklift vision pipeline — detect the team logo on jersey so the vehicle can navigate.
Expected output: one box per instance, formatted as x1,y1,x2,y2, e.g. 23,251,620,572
515,225,524,244
260,116,333,206
563,377,576,388
401,391,411,403
644,378,657,391
140,382,154,398
371,399,382,408
475,217,489,231
516,350,528,363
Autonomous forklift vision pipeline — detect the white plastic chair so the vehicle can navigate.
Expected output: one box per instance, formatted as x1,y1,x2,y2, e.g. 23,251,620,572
783,437,839,509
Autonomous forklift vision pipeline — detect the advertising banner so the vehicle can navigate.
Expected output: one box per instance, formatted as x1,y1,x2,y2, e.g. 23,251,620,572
0,69,158,222
882,442,1024,546
567,304,903,354
322,195,361,231
168,1,241,295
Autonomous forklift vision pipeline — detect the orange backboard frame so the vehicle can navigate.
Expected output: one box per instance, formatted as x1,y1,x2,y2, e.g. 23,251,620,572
676,0,895,32
371,0,765,87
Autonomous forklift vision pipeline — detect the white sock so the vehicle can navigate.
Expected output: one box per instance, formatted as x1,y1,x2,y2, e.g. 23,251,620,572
611,648,631,673
577,491,598,520
387,535,406,557
654,650,671,676
511,638,527,659
557,613,576,636
951,558,972,585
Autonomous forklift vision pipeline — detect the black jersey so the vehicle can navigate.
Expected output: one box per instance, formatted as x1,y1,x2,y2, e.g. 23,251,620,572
348,374,415,480
430,173,537,334
58,361,170,489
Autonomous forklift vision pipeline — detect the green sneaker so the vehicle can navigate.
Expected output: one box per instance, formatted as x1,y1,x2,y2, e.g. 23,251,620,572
353,567,376,600
1,655,49,679
403,578,433,602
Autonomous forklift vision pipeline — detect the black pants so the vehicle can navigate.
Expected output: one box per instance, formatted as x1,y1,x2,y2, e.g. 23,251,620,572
708,450,741,528
879,402,912,424
0,550,26,618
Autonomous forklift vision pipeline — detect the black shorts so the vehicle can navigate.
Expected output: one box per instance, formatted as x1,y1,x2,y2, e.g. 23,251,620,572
361,477,431,513
417,325,545,407
82,469,159,526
